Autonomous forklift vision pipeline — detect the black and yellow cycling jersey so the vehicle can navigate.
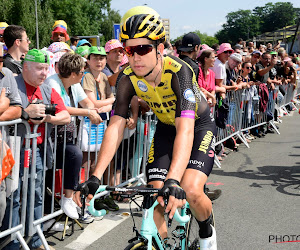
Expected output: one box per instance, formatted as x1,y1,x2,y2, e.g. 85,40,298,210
114,55,214,130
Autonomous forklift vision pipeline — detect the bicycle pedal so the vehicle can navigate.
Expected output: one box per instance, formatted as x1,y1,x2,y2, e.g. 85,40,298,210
171,226,186,240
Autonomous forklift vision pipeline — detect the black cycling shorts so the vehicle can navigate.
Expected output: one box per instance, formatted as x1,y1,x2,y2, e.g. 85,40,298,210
146,121,217,182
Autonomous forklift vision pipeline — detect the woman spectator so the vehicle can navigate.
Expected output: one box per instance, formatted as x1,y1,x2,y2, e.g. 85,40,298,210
197,45,216,106
44,53,101,222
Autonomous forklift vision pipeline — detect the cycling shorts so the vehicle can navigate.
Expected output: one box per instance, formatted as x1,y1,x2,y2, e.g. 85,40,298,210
146,120,217,182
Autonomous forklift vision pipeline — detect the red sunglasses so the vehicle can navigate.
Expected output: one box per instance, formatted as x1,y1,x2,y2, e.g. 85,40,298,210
124,44,155,57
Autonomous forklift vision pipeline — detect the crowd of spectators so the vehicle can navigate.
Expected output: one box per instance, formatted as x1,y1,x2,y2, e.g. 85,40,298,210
0,20,299,249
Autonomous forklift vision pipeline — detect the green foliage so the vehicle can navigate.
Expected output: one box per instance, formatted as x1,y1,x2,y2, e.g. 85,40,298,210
171,31,219,47
216,2,299,44
0,0,121,48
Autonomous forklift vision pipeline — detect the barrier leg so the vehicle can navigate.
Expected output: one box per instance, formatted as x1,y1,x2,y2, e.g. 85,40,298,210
214,155,221,168
290,102,298,111
237,132,250,148
269,121,280,135
16,231,30,250
35,225,50,250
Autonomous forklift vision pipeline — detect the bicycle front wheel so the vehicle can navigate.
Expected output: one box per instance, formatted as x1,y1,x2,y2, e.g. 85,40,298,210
185,209,215,250
124,240,157,250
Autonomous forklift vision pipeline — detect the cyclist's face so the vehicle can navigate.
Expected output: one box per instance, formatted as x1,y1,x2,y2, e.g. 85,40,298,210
125,38,158,77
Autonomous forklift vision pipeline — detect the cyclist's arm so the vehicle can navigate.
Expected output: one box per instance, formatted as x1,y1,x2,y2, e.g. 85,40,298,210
92,75,136,179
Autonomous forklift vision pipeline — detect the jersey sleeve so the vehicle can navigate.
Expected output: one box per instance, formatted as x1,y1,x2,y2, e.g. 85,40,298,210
171,63,197,119
113,74,136,119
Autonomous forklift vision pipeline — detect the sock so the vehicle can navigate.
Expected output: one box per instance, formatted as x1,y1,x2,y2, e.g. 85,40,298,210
197,214,213,238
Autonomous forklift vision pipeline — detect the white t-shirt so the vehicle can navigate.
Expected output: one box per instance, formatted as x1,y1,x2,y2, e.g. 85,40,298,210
210,58,226,84
45,73,87,108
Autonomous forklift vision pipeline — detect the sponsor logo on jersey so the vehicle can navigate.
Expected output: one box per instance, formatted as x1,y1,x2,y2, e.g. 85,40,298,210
198,131,214,154
184,89,196,103
137,80,148,92
148,139,155,163
163,94,175,99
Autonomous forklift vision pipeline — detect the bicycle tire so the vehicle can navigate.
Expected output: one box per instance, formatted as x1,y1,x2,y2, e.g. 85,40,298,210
124,240,157,250
185,209,215,250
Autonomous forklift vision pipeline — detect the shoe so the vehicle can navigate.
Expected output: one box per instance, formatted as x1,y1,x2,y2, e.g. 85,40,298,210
43,219,69,232
104,196,119,211
206,188,222,201
60,196,79,220
79,212,94,224
199,225,217,250
36,244,55,250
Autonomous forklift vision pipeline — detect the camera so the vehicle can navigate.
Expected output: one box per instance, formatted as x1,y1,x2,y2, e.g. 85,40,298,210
31,99,57,120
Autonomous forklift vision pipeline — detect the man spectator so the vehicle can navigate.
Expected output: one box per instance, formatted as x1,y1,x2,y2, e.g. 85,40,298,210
211,43,234,98
3,25,31,76
225,53,245,90
0,43,22,228
178,32,201,79
249,50,261,82
70,36,80,51
256,51,276,89
51,20,70,43
0,22,8,43
1,49,70,250
103,39,125,77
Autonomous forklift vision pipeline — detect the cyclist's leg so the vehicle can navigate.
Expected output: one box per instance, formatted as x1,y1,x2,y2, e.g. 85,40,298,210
146,122,175,239
181,127,217,246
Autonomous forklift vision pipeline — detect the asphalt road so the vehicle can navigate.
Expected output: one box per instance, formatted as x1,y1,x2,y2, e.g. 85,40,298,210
46,112,300,250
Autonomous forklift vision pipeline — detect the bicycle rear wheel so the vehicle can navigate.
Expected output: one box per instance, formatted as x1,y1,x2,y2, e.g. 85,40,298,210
124,240,157,250
185,209,215,250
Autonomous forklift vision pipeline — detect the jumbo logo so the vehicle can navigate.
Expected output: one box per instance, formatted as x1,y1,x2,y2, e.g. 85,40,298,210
137,81,148,92
184,89,196,103
198,131,214,154
148,139,155,163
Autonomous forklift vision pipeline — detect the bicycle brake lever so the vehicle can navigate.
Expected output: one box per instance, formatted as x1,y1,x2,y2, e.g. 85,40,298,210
164,197,173,228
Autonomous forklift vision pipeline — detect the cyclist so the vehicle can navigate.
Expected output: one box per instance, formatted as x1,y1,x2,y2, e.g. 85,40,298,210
76,6,217,249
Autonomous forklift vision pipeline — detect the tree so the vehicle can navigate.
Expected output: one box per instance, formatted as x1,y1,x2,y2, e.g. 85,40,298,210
171,31,219,47
215,2,299,44
0,0,121,48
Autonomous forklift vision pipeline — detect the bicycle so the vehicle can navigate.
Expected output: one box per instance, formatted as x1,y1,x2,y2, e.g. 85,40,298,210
84,185,215,250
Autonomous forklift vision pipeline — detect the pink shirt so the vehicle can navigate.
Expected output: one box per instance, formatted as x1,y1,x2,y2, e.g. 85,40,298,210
198,66,216,92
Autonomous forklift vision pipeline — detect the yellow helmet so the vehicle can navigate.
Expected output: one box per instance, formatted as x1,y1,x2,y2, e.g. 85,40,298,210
120,6,165,44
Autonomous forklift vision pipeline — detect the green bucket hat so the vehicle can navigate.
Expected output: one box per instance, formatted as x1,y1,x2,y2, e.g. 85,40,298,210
270,51,278,55
23,49,50,64
88,46,106,56
75,45,90,57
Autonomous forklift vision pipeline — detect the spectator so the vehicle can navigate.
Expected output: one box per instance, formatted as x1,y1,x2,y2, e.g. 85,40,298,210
51,20,69,42
1,49,70,250
81,46,115,174
197,45,216,106
70,36,80,51
163,40,174,56
211,43,233,98
76,39,92,48
0,42,22,228
247,41,254,51
103,39,125,78
75,45,90,59
225,53,245,90
0,22,8,43
173,39,182,57
178,32,201,79
211,43,220,54
259,44,266,53
3,25,31,76
233,44,242,54
249,50,261,82
45,53,101,222
256,51,276,89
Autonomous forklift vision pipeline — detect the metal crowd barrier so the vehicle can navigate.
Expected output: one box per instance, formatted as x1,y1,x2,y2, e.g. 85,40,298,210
279,82,298,115
0,84,288,248
0,119,32,250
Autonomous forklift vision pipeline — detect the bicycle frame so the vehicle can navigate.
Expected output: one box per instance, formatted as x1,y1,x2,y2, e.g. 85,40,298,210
88,185,191,250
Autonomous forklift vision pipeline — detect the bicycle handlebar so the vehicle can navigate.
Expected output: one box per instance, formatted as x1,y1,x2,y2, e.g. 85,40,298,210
87,185,190,224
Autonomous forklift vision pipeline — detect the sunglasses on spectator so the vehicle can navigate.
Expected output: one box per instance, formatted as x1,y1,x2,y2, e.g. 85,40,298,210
245,67,251,69
223,50,233,54
253,55,260,58
124,44,155,57
18,38,30,43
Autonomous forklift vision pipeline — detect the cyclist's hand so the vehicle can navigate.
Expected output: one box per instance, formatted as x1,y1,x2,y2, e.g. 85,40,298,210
74,175,101,207
157,179,186,219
